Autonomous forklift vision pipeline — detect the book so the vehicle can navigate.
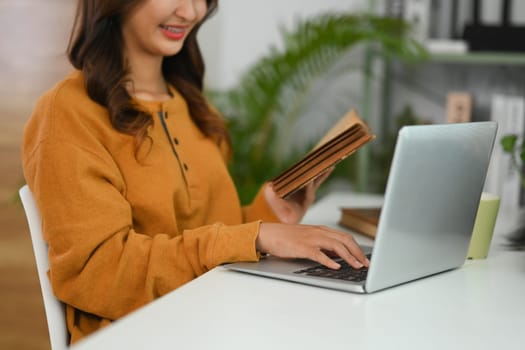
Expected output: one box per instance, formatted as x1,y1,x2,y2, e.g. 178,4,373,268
270,109,375,198
446,92,472,123
339,207,381,239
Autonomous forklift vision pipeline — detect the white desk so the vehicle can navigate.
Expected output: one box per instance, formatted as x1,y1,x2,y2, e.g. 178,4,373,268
73,193,525,350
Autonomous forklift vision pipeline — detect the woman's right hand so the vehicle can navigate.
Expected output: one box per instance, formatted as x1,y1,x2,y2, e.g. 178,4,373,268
256,223,369,270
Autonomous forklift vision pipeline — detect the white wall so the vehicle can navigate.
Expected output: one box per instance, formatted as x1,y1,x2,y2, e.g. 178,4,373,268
0,0,370,145
199,0,370,90
0,0,75,144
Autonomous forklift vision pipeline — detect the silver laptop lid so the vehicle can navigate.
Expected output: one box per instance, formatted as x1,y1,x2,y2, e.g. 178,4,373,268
366,121,497,293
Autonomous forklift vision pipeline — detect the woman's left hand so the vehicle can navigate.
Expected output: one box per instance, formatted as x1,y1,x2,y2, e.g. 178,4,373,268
265,168,333,224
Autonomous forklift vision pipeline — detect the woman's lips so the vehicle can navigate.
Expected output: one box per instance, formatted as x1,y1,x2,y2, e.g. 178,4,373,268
159,24,186,40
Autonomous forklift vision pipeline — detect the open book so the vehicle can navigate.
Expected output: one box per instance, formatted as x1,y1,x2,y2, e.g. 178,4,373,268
339,207,381,239
270,109,375,198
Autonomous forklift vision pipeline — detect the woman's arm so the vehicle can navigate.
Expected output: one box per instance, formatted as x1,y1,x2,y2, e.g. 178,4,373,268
23,138,261,321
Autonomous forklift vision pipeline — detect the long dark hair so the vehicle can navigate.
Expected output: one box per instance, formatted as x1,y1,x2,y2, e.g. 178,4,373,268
67,0,231,152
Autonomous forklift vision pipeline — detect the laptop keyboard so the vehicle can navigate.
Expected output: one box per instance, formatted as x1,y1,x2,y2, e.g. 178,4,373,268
293,255,371,282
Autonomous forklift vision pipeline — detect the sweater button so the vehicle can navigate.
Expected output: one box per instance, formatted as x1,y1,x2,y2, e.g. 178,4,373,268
164,112,168,119
173,137,179,145
183,163,189,171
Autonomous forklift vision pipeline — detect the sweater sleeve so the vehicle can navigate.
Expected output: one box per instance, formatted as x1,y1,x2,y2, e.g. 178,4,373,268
242,185,282,223
23,138,260,321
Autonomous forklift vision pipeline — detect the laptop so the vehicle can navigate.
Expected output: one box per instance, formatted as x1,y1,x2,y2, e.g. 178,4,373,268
225,121,498,293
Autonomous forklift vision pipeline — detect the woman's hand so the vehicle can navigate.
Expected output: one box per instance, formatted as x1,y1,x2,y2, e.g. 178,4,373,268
256,222,369,270
265,168,333,224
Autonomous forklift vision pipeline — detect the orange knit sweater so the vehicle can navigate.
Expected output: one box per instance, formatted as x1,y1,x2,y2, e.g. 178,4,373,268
22,71,280,343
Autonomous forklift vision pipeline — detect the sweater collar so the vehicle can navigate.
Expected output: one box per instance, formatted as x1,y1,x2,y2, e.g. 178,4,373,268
134,84,183,114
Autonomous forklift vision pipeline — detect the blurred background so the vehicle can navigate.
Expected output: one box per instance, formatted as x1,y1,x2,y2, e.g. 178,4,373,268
2,0,525,349
1,1,75,349
0,1,366,348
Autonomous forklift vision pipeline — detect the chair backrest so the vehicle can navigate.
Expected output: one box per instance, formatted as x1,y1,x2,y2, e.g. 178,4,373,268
19,185,69,349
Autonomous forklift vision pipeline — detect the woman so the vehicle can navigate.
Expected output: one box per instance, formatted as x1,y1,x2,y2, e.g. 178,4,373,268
22,0,368,343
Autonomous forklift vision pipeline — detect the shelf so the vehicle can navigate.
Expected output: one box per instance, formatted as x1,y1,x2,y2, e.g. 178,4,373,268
428,52,525,66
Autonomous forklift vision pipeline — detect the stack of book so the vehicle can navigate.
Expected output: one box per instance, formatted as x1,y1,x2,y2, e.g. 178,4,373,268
338,208,381,239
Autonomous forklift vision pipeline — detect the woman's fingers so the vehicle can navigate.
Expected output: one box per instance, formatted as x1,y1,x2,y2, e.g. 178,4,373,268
264,167,336,225
258,223,369,271
312,167,334,189
317,167,333,182
311,227,368,269
324,241,365,269
310,250,341,270
320,226,370,267
302,182,316,207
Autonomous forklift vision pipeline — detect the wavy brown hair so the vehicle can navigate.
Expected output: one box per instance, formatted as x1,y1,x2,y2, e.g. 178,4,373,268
67,0,231,152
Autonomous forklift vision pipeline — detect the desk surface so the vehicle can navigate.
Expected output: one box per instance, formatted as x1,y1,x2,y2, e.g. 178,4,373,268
73,193,525,350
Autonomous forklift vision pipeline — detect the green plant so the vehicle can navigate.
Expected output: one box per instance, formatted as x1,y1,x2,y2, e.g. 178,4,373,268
501,134,525,188
207,14,427,204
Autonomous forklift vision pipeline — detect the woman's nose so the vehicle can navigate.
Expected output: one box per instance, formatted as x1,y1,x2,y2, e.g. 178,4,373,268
174,0,198,22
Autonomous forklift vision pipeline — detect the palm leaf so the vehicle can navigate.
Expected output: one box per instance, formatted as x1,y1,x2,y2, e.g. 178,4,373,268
207,14,427,203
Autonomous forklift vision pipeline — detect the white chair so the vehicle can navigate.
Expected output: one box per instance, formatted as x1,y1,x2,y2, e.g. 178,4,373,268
19,185,69,349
